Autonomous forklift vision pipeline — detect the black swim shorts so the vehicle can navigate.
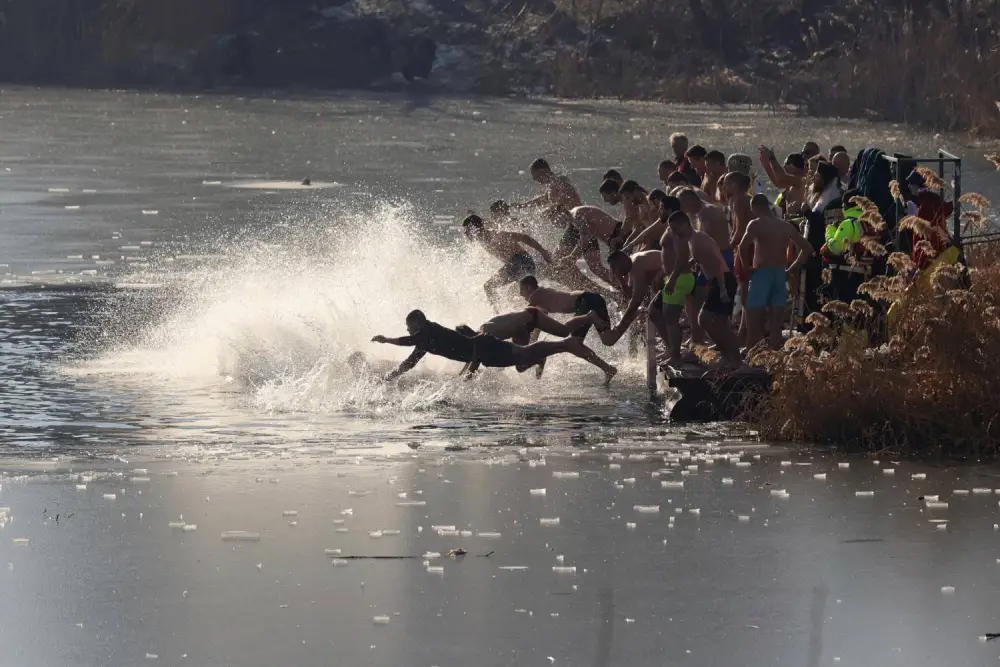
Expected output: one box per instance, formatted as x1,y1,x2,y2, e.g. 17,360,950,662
557,224,599,256
571,291,610,338
473,334,518,368
496,251,536,284
702,272,738,318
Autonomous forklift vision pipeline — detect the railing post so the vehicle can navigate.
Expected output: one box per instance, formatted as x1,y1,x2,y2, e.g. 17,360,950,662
953,158,963,249
646,318,657,399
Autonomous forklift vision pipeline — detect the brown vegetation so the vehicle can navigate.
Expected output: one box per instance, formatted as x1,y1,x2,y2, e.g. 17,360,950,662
744,194,1000,458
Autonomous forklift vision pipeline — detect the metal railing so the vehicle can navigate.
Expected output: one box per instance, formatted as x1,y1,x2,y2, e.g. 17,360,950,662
881,149,963,248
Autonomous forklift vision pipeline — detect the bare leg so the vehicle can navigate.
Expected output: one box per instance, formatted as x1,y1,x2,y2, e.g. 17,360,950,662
483,271,509,312
736,281,749,346
746,307,767,350
685,286,708,345
534,311,592,338
515,338,617,384
766,307,785,350
663,305,684,365
698,310,742,369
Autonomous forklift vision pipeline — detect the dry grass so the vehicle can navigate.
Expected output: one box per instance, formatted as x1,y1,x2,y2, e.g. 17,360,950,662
744,196,1000,459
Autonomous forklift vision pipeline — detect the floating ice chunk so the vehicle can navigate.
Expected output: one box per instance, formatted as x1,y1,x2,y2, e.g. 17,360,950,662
555,555,564,563
499,566,528,571
689,508,701,515
736,462,751,468
738,515,751,522
925,501,949,510
477,532,502,539
133,468,148,474
340,509,353,516
142,210,159,215
103,494,117,500
780,461,792,467
460,530,472,537
838,463,850,469
686,465,699,472
623,478,636,485
661,481,684,489
183,525,197,532
770,489,788,496
936,524,948,531
973,488,992,495
855,491,874,497
530,488,547,496
437,529,460,537
332,519,345,525
552,566,576,574
553,472,579,480
331,559,349,567
369,531,383,539
722,478,734,485
882,469,895,475
349,490,371,497
288,521,298,527
76,484,87,491
912,473,927,480
282,510,298,517
813,474,827,480
633,505,660,514
540,518,560,526
625,618,636,624
382,529,400,536
941,586,955,594
924,495,940,501
324,549,342,556
145,654,158,660
431,525,456,532
12,538,29,545
221,531,260,541
426,566,444,574
373,616,391,624
952,489,969,495
395,501,426,507
625,522,637,530
422,552,442,559
609,464,621,470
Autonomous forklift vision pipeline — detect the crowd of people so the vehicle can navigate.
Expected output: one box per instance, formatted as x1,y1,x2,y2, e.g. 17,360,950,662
372,134,958,385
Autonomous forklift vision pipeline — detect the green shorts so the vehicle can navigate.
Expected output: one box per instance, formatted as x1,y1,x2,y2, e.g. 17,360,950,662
662,272,695,307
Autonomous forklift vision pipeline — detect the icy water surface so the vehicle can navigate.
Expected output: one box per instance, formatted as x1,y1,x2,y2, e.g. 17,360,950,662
2,88,1000,666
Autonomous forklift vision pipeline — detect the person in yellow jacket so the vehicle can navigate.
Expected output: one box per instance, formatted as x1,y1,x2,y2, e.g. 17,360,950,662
822,202,863,258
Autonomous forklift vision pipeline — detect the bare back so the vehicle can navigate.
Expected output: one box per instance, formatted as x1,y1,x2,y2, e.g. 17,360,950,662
696,203,732,252
690,230,729,281
528,286,582,314
482,231,527,263
746,215,804,269
550,175,583,209
660,230,680,275
727,193,753,248
631,250,664,288
480,310,533,338
571,206,620,241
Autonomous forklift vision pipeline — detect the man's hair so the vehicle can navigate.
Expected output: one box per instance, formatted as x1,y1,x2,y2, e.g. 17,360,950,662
725,172,751,192
706,150,726,166
815,161,840,186
677,189,702,205
530,158,550,172
667,211,691,227
455,324,476,337
599,178,621,195
685,145,708,160
406,309,427,324
602,169,623,183
661,195,681,214
784,153,806,171
830,144,847,157
648,189,668,204
750,193,771,211
669,133,688,145
519,275,539,290
462,214,485,233
658,159,676,171
607,249,632,271
619,179,647,196
802,141,820,158
665,171,690,186
490,200,510,217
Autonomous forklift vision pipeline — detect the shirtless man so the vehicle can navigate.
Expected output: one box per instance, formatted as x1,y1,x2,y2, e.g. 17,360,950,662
542,207,615,296
686,145,709,182
462,308,616,382
701,150,729,202
615,181,654,246
566,203,627,265
739,194,814,350
656,221,696,365
664,212,742,370
622,194,681,253
372,309,600,382
678,188,731,342
602,169,624,188
512,158,582,212
723,172,754,342
519,275,611,344
601,249,668,347
670,133,701,186
463,214,552,309
758,147,808,216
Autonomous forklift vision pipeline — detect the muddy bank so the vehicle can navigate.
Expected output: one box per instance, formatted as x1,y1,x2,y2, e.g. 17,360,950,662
1,0,997,134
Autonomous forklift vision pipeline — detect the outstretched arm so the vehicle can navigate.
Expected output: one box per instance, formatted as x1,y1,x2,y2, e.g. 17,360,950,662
512,193,549,210
372,334,416,347
383,348,426,381
601,274,650,345
623,221,665,252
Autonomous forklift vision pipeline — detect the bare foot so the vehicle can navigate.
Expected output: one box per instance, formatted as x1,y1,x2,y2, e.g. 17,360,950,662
603,366,618,385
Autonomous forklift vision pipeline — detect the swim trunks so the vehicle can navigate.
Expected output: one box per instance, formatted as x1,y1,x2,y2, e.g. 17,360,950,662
746,266,788,310
662,272,695,307
571,292,610,338
472,334,518,367
496,251,536,284
607,221,625,251
556,224,599,256
702,272,738,318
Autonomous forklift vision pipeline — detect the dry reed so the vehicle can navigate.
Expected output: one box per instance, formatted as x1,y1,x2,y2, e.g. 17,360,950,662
744,194,1000,458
